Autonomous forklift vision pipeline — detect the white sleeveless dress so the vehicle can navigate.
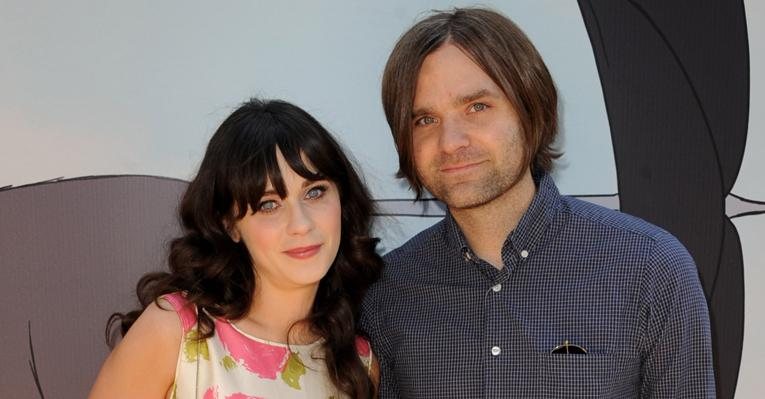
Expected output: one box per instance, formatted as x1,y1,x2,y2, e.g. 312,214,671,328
163,293,373,399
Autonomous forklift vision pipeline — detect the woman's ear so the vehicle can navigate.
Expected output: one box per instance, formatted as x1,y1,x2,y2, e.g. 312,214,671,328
229,228,241,243
224,219,241,243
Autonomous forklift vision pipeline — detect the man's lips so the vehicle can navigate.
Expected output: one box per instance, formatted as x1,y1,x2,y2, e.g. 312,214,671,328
283,244,322,259
440,160,485,173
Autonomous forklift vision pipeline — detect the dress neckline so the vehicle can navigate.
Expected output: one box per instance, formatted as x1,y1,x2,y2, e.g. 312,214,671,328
225,320,324,349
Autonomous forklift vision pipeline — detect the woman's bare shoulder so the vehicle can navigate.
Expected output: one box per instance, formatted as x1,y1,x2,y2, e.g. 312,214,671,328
88,300,183,399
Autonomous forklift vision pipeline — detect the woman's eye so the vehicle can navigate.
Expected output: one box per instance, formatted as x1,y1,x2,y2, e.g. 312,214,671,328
415,116,437,126
470,103,488,112
306,185,328,200
257,200,279,213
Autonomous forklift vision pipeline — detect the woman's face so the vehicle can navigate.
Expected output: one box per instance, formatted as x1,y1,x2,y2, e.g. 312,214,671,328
230,148,342,293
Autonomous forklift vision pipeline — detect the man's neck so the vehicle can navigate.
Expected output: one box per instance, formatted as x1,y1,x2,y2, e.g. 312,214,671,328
450,170,536,269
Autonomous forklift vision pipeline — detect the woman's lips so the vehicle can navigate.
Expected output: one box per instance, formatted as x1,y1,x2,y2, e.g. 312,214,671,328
283,244,322,259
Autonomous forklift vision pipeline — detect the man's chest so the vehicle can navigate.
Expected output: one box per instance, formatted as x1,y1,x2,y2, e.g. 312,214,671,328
379,258,645,398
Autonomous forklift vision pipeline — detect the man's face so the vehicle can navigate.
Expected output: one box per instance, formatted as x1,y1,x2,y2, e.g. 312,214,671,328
411,43,528,210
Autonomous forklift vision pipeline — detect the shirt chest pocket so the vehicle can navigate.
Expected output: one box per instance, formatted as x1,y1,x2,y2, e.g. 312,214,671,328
536,353,625,398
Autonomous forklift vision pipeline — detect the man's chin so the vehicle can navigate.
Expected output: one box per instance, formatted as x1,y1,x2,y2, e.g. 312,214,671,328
439,188,493,210
435,177,519,211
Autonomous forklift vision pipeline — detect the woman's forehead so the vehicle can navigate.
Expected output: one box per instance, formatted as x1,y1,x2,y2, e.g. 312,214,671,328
263,150,323,192
274,146,319,172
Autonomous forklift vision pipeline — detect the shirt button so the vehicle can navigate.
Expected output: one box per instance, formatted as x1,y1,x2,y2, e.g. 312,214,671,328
491,346,501,356
491,283,502,292
520,249,529,258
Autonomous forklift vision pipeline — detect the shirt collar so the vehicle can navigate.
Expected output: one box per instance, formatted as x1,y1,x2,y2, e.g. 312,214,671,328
505,171,562,259
441,172,562,264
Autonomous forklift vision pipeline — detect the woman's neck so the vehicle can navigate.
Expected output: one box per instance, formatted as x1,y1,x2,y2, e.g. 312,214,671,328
237,281,320,344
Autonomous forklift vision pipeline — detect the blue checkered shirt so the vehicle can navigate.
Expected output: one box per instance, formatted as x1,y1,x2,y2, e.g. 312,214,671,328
361,173,715,398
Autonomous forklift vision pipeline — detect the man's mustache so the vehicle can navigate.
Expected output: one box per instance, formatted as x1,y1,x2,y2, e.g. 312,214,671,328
433,150,485,170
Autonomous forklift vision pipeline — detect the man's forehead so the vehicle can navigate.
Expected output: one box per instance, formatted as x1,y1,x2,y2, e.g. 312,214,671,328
413,46,505,108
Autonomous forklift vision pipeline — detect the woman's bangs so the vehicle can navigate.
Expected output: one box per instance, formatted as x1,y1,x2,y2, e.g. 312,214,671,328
227,110,341,219
279,135,326,183
227,148,269,219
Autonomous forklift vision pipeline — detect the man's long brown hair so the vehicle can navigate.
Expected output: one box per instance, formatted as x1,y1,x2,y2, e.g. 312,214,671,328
382,7,561,199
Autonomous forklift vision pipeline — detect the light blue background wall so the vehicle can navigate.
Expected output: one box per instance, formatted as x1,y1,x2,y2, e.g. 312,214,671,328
0,1,615,249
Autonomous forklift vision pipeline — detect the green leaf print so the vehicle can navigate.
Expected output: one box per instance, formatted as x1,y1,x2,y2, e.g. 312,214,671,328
281,351,307,390
220,355,237,371
183,330,210,361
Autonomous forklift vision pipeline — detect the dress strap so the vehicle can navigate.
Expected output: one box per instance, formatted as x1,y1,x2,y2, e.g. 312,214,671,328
355,336,374,373
161,292,197,333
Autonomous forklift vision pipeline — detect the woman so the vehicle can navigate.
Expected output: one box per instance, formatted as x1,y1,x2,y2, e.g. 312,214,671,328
89,98,383,398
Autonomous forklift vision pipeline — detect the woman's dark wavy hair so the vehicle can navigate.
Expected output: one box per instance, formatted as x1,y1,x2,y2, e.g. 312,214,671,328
107,98,383,398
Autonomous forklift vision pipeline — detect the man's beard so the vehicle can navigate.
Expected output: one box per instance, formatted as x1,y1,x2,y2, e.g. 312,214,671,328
421,149,522,210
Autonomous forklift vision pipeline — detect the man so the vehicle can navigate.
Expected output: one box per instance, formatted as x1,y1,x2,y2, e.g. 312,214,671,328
361,7,715,398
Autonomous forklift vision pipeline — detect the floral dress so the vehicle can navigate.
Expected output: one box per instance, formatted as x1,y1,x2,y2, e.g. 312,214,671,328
163,293,373,399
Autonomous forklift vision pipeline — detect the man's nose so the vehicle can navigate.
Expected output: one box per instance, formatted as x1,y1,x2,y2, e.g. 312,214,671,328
439,117,470,154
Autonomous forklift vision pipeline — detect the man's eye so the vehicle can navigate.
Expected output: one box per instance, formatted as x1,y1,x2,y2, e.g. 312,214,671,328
470,103,488,112
257,200,279,213
306,185,328,200
415,116,437,126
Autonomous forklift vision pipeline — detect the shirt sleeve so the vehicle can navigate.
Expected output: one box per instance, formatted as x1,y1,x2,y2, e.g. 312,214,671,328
639,234,716,398
360,284,401,398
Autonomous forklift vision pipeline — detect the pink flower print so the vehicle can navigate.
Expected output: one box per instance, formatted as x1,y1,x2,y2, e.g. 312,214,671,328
215,319,290,379
355,336,371,357
163,292,197,333
204,386,263,399
225,393,264,399
202,386,219,399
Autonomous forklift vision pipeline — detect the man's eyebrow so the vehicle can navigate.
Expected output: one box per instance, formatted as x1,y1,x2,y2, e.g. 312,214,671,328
411,106,433,120
411,88,499,119
454,88,495,106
